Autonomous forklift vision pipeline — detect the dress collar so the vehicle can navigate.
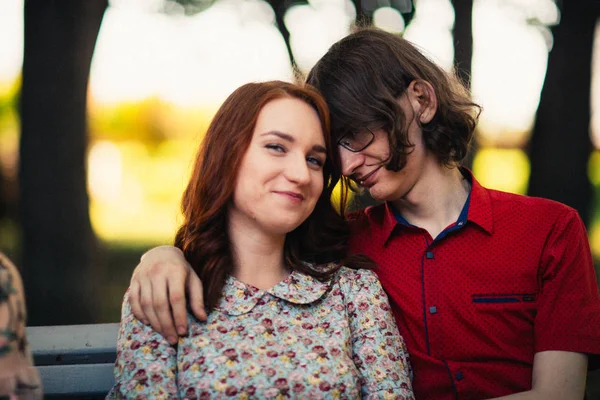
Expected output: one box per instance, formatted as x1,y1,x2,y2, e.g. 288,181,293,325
216,267,333,316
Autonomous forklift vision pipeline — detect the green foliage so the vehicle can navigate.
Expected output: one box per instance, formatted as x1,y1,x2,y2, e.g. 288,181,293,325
0,78,20,135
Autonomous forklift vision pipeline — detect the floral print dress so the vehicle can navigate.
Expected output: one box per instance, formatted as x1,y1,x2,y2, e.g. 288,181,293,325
108,267,414,399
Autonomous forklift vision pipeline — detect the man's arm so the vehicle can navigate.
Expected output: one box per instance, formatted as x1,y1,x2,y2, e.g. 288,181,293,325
488,351,587,400
129,245,205,345
491,208,596,400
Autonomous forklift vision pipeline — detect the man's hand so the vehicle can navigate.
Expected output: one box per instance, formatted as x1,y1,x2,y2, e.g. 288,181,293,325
128,245,206,345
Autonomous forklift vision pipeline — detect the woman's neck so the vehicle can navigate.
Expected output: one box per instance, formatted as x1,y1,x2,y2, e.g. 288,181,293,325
227,215,289,290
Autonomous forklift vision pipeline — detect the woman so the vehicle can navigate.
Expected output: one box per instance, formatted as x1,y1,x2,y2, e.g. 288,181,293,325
0,252,42,400
108,81,413,399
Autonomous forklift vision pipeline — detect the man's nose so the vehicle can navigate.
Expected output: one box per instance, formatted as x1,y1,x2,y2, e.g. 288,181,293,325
339,147,364,177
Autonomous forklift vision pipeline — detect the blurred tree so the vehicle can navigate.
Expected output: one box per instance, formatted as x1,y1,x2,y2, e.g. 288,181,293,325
451,0,475,169
527,0,599,226
165,0,215,15
264,0,304,78
451,0,472,90
168,0,417,81
0,88,18,229
351,0,414,27
19,0,107,325
168,0,304,78
353,0,373,25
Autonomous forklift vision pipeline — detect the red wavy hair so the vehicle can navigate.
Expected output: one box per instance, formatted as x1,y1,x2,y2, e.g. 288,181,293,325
174,81,367,312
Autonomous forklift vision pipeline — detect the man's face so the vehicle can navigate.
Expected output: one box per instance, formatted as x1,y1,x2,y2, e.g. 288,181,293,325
337,95,431,203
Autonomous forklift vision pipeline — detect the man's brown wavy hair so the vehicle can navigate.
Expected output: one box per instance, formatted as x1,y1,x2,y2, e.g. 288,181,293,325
306,27,481,177
174,81,371,312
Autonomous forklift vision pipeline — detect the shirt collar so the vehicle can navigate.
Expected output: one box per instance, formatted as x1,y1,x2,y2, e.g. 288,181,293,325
216,268,333,316
381,201,401,243
380,167,493,242
460,167,493,234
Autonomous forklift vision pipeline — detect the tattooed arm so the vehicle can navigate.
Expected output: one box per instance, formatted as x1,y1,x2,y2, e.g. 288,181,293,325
0,252,42,399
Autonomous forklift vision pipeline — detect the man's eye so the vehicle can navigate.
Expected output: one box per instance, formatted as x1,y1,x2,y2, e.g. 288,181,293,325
356,131,371,142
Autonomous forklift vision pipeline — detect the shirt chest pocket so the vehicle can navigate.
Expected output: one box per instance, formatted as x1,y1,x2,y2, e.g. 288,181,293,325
471,293,536,305
470,293,538,319
466,262,539,316
469,292,538,351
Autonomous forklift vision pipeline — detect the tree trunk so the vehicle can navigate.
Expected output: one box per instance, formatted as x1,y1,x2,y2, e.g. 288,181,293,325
353,0,373,26
265,0,301,79
451,0,473,90
527,0,598,226
19,0,107,325
451,0,475,169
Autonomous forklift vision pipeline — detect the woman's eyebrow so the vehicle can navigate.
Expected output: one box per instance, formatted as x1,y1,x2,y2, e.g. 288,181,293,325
312,144,327,154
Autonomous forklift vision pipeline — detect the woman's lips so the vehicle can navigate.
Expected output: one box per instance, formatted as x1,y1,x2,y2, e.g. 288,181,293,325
274,191,304,202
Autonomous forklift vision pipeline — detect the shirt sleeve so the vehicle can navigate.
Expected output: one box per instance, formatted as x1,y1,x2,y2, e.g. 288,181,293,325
341,268,415,399
535,208,600,362
0,252,42,400
108,290,178,399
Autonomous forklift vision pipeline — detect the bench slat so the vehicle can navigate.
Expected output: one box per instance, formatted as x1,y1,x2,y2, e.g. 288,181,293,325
27,323,120,366
37,363,115,396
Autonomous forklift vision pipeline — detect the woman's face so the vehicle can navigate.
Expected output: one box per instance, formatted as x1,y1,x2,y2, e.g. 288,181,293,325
230,96,326,236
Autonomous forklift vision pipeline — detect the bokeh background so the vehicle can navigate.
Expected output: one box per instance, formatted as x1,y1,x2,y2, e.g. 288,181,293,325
0,0,599,339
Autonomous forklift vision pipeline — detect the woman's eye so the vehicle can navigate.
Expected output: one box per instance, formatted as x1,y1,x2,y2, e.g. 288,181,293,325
266,144,285,152
307,157,324,167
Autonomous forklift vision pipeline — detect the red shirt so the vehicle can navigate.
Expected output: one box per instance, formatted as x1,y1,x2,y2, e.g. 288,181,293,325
348,171,600,399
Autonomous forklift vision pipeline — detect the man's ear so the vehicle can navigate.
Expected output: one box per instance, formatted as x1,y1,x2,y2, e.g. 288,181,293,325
407,80,438,124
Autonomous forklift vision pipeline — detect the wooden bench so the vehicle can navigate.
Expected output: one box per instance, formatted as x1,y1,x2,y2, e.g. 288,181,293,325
26,323,119,398
25,323,600,398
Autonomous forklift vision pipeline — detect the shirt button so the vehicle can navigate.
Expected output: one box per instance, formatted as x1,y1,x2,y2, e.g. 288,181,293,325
426,251,434,259
456,372,464,381
429,306,437,314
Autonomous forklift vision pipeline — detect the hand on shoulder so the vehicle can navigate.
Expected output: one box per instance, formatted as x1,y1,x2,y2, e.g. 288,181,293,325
128,245,206,345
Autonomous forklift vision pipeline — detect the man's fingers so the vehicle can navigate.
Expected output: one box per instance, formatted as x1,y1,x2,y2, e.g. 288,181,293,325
167,273,189,336
139,279,162,335
128,281,148,325
187,271,207,321
152,279,178,345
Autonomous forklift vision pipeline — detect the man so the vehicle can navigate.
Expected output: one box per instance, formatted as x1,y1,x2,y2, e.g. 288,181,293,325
127,28,600,399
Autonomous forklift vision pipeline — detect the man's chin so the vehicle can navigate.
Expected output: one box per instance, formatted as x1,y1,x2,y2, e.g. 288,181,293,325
368,188,386,202
368,186,401,203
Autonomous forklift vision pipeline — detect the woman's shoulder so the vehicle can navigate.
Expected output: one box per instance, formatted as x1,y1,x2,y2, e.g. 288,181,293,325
332,266,382,294
300,263,380,289
335,265,378,278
